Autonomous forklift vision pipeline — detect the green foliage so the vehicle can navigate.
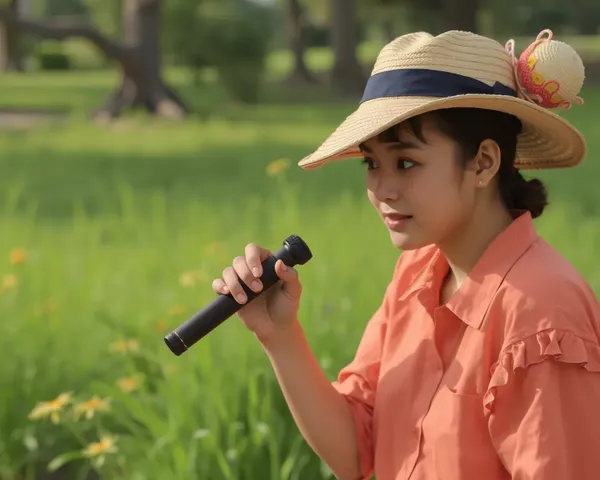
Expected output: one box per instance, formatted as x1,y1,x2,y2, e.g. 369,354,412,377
298,0,329,25
165,0,275,103
35,40,71,70
479,0,600,36
80,0,122,38
303,25,330,48
44,0,88,16
60,39,112,70
0,66,600,480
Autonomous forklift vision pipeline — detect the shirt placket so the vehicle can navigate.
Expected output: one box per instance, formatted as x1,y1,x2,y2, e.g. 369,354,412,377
403,288,446,479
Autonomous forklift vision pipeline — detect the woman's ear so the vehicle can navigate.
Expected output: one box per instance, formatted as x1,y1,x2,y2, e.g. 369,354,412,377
472,139,501,188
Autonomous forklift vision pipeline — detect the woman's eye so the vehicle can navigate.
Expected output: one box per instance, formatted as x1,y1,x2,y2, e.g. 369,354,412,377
398,159,416,170
361,158,376,170
361,158,415,171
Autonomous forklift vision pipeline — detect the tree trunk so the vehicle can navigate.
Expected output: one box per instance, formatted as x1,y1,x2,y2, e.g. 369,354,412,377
93,0,187,121
330,0,366,97
442,0,479,32
0,0,188,121
285,0,317,84
0,0,25,71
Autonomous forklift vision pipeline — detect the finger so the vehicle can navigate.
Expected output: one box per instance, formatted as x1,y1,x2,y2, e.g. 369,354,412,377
245,243,272,278
274,260,302,300
233,255,262,293
211,278,228,295
222,265,248,304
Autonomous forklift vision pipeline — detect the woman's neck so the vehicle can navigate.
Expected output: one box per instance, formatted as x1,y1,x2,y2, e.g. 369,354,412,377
438,202,514,292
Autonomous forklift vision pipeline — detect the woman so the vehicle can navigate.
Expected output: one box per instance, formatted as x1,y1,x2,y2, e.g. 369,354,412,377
211,30,600,479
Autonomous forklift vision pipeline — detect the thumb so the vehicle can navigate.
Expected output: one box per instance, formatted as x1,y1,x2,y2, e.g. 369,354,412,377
274,259,302,300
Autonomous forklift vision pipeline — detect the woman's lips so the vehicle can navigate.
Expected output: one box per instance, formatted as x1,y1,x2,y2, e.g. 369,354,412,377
383,213,412,231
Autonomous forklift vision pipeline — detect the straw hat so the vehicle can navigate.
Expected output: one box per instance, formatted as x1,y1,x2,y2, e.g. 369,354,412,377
298,29,586,170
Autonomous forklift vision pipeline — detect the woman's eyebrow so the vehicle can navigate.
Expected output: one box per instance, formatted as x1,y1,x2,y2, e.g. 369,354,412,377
359,140,422,154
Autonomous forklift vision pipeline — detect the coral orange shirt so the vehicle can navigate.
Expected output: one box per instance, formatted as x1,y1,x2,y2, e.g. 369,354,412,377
333,211,600,480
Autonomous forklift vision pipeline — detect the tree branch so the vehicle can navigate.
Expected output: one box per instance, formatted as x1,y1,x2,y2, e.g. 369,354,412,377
0,8,132,63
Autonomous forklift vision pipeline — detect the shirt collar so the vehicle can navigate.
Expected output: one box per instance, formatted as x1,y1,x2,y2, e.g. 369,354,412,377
447,210,538,329
397,210,539,330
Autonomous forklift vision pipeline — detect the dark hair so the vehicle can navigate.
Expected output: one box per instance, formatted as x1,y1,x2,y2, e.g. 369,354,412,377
377,108,548,218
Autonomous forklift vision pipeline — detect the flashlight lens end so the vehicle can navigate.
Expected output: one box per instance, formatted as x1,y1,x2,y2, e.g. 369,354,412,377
164,332,187,356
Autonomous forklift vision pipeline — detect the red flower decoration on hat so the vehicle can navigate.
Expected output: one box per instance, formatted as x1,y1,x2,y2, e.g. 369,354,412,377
505,29,585,110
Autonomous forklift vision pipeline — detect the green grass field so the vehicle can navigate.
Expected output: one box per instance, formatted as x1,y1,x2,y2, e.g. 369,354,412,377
1,63,600,479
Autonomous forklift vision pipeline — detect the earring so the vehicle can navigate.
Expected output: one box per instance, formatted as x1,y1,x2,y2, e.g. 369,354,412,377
478,180,485,186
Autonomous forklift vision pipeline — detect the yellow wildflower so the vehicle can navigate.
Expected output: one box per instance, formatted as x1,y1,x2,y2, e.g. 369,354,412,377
1,274,17,292
9,247,27,265
109,339,139,354
266,158,291,177
28,392,73,424
33,299,58,317
73,396,111,421
82,435,118,457
203,242,229,263
204,241,223,255
116,375,143,393
179,270,206,287
169,305,186,316
155,320,168,333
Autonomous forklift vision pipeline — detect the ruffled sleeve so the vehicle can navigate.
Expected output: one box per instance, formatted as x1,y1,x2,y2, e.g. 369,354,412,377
483,329,600,418
485,329,600,479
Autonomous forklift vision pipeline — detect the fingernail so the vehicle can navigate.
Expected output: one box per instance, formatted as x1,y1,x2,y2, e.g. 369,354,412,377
252,267,261,277
236,293,247,303
252,280,262,291
222,286,229,294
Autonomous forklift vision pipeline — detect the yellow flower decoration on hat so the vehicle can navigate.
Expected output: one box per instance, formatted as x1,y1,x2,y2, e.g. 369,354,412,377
505,29,585,110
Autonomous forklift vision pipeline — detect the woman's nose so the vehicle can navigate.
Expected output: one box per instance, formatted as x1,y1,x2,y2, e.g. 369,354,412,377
373,172,400,202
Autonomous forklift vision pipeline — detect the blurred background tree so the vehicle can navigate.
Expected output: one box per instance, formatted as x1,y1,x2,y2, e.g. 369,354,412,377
164,0,275,104
0,0,597,119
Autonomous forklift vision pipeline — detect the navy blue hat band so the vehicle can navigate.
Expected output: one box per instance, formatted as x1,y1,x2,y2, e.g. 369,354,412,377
360,68,518,104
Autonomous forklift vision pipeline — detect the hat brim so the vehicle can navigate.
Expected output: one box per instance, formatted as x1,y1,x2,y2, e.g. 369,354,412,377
297,94,587,170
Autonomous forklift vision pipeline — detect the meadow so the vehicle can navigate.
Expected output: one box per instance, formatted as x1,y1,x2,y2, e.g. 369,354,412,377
1,52,600,479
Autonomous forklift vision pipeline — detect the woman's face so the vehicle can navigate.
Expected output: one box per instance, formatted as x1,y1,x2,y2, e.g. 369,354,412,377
362,114,480,251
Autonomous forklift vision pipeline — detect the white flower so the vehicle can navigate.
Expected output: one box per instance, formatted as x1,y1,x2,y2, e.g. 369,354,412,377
194,429,210,439
23,434,38,451
321,357,332,369
256,422,270,436
226,448,238,461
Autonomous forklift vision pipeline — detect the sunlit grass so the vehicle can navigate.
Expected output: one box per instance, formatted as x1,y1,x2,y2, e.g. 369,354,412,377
1,46,600,478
